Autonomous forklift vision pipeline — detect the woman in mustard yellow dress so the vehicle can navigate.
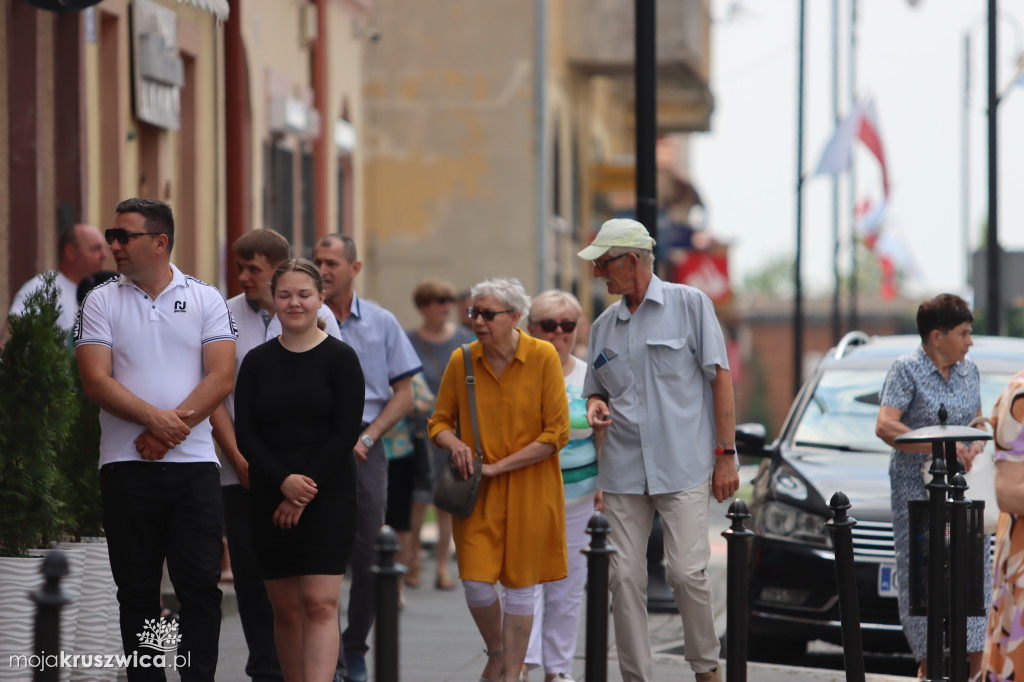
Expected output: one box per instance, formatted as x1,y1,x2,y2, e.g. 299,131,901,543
429,277,570,682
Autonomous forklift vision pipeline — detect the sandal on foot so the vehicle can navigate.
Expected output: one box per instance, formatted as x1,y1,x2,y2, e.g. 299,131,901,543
404,562,421,588
478,648,503,682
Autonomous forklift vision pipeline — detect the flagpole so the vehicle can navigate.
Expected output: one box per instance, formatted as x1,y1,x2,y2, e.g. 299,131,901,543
794,0,807,398
830,0,841,344
962,33,971,290
848,0,858,331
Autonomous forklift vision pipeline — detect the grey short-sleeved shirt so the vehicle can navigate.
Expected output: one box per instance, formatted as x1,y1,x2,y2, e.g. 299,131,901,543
583,276,729,495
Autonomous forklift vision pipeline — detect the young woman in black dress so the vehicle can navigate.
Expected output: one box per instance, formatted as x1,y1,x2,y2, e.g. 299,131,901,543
235,258,364,681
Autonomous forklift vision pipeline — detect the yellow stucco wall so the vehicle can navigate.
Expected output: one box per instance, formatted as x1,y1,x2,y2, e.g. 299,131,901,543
362,0,543,326
324,0,366,249
237,0,364,256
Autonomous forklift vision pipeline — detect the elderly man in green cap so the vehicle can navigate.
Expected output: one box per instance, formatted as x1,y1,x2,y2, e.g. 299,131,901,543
579,218,738,682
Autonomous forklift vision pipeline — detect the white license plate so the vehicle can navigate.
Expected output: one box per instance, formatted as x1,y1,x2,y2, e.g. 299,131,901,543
878,563,898,598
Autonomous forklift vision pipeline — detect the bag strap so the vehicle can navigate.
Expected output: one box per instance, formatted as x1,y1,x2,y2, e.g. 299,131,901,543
462,343,483,458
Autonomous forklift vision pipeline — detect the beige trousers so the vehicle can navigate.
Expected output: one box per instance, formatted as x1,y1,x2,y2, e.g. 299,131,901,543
605,485,719,682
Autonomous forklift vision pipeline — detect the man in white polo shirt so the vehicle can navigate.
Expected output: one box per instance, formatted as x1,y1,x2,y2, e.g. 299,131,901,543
1,222,106,344
209,228,341,682
75,198,236,682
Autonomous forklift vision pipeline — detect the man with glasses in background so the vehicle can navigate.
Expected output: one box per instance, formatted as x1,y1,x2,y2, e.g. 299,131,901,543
75,198,236,681
579,218,738,682
312,234,422,682
1,221,106,345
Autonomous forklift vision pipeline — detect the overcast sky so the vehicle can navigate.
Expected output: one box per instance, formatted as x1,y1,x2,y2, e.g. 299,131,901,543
691,0,1024,299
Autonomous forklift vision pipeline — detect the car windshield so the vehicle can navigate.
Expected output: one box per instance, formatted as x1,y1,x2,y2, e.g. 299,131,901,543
791,367,1016,453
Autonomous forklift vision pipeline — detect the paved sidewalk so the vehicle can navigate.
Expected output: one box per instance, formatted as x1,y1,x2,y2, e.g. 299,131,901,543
185,493,913,681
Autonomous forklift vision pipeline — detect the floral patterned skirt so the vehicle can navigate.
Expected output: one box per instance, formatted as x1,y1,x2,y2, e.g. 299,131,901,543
982,511,1024,681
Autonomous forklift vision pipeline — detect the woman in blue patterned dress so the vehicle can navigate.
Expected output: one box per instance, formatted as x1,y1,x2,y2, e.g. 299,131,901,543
876,294,991,679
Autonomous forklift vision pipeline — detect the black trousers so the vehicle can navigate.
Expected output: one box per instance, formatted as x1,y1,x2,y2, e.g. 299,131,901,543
101,461,223,682
222,484,284,682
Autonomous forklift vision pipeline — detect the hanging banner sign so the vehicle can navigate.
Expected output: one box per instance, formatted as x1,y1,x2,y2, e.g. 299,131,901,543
131,0,184,130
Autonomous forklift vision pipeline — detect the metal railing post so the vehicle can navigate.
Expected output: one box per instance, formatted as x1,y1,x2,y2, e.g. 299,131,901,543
582,512,616,682
722,499,754,682
825,492,865,682
372,525,405,682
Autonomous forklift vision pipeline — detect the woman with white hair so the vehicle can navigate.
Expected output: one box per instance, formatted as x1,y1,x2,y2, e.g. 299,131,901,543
428,277,570,682
521,290,600,682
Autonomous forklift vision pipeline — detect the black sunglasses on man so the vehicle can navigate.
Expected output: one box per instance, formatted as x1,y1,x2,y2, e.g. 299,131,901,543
105,228,163,245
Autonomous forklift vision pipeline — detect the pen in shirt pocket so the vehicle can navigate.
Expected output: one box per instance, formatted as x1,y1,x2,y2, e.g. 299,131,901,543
594,347,618,369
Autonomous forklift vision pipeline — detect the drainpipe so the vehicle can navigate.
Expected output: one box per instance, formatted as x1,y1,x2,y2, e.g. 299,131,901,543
224,0,250,297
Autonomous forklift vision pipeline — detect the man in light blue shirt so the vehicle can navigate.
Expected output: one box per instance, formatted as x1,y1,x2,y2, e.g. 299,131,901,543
313,235,422,682
579,219,738,682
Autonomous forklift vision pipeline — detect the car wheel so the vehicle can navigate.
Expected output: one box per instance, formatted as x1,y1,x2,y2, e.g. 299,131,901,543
746,634,807,663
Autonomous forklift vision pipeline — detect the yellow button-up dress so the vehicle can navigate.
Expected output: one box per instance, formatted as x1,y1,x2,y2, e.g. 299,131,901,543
428,334,570,588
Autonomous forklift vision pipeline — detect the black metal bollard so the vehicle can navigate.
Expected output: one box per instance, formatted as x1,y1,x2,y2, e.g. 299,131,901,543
948,472,970,682
33,552,71,682
925,442,948,682
825,492,865,682
722,499,754,682
582,512,617,682
372,525,405,682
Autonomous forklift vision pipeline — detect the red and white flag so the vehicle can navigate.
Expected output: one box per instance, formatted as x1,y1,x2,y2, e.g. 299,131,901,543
814,98,890,197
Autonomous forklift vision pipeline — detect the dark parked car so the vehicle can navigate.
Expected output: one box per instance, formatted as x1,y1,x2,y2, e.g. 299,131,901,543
736,331,1024,660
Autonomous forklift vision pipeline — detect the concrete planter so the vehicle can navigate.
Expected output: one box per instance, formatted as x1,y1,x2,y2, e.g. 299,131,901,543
58,539,117,682
0,555,45,681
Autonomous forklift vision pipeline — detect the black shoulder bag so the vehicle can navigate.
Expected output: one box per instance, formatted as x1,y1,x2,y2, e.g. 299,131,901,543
432,344,483,517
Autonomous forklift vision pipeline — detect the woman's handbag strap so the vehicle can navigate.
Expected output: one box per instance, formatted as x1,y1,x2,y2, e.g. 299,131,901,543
461,343,483,458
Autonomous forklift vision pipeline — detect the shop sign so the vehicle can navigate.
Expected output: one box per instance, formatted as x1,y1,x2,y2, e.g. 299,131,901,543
674,249,731,305
131,0,184,130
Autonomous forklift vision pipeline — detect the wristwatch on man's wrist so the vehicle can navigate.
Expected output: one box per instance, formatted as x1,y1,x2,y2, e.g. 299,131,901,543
360,434,375,448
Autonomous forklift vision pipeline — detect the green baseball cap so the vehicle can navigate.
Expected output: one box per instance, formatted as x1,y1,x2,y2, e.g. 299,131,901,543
577,218,656,260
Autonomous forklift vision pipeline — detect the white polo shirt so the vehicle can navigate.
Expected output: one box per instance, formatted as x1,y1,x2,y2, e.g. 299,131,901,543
218,293,343,486
74,264,238,467
9,271,79,331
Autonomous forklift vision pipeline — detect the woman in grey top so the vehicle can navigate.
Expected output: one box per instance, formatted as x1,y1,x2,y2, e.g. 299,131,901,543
405,278,474,590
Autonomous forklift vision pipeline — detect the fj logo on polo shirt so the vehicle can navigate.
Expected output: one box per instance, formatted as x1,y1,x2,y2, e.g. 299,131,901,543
173,301,187,313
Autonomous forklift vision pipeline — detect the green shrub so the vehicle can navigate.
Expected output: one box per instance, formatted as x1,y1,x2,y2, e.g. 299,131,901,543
61,358,104,540
0,273,77,556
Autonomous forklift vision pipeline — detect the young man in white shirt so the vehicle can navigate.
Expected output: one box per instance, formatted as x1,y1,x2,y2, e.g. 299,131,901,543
210,228,341,682
75,198,236,682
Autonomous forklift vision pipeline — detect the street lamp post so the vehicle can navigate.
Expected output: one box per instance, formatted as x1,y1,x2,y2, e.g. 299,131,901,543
987,0,1000,335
